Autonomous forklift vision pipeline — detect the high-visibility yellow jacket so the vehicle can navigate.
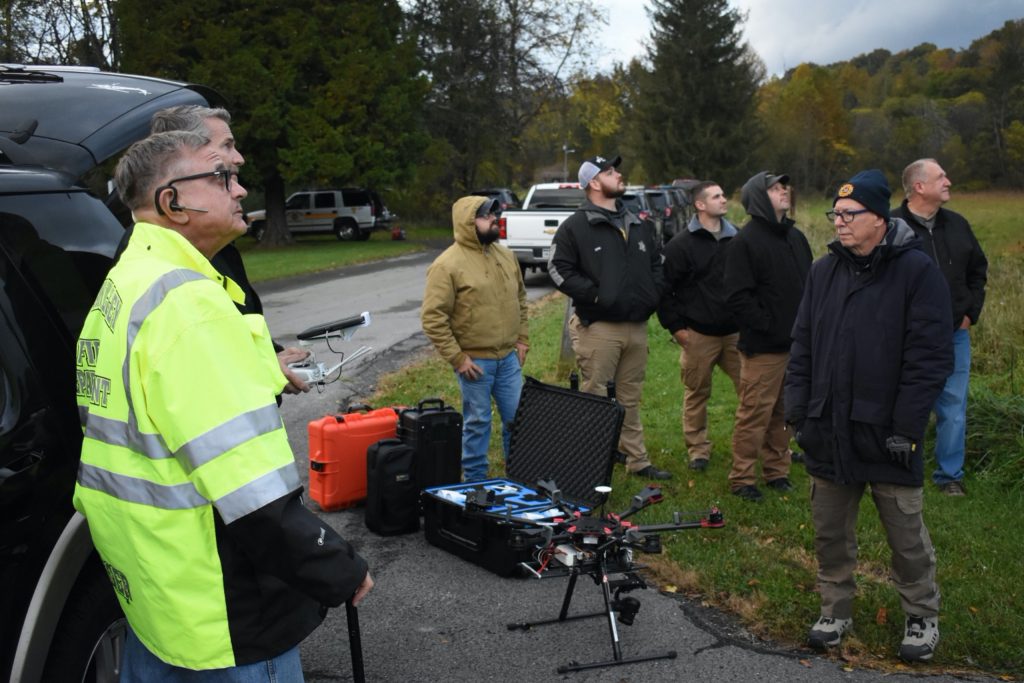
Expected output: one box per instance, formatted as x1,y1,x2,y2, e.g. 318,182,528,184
74,222,367,669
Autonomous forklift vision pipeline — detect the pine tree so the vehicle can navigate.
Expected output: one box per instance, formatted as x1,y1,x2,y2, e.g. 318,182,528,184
632,0,763,191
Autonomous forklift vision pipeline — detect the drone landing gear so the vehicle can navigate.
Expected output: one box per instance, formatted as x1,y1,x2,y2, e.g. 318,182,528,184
507,557,676,674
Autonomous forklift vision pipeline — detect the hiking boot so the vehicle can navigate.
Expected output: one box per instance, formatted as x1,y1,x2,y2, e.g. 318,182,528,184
634,465,671,480
939,481,966,497
899,615,939,662
688,458,709,471
731,485,763,502
807,615,852,649
766,477,793,491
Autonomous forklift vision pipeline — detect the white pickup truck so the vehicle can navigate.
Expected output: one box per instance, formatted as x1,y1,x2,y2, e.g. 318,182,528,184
498,182,584,275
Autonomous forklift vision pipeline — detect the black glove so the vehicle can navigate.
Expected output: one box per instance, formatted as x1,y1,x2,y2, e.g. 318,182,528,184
885,435,916,471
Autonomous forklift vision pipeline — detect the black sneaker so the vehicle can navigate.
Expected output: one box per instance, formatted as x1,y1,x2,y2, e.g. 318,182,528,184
766,477,793,491
688,458,709,471
634,465,672,480
899,615,939,662
938,481,966,497
731,485,763,501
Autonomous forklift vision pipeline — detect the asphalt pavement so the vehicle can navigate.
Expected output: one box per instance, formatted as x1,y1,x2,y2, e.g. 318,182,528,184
260,253,990,683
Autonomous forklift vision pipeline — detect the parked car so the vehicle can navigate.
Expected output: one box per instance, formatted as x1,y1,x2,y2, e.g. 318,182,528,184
247,187,376,241
472,187,521,211
498,182,583,275
0,64,221,683
622,185,663,243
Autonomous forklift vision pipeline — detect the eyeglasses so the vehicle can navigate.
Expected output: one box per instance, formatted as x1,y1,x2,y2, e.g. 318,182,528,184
159,169,237,194
826,208,871,224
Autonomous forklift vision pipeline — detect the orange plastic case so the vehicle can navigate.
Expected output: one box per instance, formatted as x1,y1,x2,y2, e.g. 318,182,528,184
308,406,399,511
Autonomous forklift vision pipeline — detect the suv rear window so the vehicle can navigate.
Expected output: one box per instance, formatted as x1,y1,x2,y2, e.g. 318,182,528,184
529,188,584,209
341,189,370,206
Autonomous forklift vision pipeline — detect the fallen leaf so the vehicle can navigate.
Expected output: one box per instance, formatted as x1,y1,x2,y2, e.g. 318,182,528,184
747,578,760,587
875,606,888,625
688,479,696,488
969,605,979,614
663,585,678,593
842,666,854,672
798,659,812,668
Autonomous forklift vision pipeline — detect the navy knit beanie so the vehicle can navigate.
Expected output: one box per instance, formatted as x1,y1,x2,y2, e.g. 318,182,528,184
834,169,891,220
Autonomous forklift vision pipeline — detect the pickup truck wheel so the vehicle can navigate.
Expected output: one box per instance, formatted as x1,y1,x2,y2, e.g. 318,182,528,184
42,557,127,683
250,220,266,242
335,219,359,241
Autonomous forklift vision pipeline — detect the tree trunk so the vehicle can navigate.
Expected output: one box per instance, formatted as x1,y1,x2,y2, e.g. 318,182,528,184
260,173,292,247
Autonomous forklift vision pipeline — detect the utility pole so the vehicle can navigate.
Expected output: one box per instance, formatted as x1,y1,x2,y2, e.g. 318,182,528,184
561,143,575,182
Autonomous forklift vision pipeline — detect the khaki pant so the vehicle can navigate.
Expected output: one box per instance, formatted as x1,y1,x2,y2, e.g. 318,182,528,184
679,331,740,461
729,351,790,489
569,316,652,472
810,476,940,619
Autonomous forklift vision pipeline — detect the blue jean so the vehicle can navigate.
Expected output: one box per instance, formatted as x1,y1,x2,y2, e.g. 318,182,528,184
121,628,304,682
456,351,523,481
932,328,970,485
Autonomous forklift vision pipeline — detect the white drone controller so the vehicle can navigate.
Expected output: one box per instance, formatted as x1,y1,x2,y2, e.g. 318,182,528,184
287,311,373,385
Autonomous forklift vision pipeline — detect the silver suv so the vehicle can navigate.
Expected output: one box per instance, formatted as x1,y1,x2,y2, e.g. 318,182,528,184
248,188,375,241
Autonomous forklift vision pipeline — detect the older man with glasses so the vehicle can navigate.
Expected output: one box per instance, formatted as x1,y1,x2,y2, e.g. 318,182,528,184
785,169,952,663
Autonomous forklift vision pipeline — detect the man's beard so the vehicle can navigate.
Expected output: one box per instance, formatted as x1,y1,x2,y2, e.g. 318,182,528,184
602,183,625,200
478,226,500,244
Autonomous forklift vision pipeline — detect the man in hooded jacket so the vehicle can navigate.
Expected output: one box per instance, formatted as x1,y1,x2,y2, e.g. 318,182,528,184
548,154,670,480
785,169,952,662
723,171,812,500
421,196,529,481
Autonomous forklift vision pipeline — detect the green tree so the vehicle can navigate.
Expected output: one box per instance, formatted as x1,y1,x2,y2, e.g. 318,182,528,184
631,0,762,190
118,0,427,245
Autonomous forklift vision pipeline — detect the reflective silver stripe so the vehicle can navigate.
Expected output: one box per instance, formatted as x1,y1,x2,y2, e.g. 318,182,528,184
176,403,284,472
215,463,301,524
122,269,207,452
84,412,173,459
78,462,207,510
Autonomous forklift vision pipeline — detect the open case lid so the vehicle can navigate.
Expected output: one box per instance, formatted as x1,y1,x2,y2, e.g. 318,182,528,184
506,377,624,507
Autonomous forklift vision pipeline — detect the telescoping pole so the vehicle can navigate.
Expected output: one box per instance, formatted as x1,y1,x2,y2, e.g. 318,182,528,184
345,600,365,683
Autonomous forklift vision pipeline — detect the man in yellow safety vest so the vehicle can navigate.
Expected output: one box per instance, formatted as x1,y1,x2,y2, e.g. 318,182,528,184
74,130,372,680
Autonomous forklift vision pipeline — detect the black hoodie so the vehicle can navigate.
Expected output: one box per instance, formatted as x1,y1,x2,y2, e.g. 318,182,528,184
723,173,812,354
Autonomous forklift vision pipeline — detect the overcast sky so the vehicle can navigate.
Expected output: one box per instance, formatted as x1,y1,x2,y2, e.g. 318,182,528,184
601,0,1023,77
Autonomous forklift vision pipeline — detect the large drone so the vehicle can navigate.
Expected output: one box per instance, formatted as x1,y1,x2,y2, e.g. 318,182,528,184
463,481,724,674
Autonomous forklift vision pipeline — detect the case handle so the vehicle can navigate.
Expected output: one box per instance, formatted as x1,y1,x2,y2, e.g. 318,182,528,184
416,397,446,411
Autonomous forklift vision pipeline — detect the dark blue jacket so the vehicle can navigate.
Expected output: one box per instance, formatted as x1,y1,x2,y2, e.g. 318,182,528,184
785,220,953,486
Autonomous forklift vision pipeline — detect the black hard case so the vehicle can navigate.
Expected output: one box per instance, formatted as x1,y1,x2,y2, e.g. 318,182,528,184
422,377,625,576
365,439,420,535
398,398,463,490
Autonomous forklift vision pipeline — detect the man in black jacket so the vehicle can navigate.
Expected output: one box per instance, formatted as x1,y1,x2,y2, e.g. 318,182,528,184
891,159,987,497
786,169,952,662
548,154,670,480
657,181,740,472
723,171,812,500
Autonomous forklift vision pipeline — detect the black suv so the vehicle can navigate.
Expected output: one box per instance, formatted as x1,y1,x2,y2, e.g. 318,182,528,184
0,64,219,682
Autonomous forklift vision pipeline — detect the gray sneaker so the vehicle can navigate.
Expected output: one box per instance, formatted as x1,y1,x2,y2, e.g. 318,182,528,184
939,481,966,496
807,615,852,649
899,615,939,662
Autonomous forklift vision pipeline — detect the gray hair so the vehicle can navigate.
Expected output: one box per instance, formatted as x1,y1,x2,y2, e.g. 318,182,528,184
901,158,938,197
150,105,231,135
115,131,210,211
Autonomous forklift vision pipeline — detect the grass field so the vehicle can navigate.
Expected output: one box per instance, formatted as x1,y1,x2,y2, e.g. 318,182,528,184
367,191,1024,677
